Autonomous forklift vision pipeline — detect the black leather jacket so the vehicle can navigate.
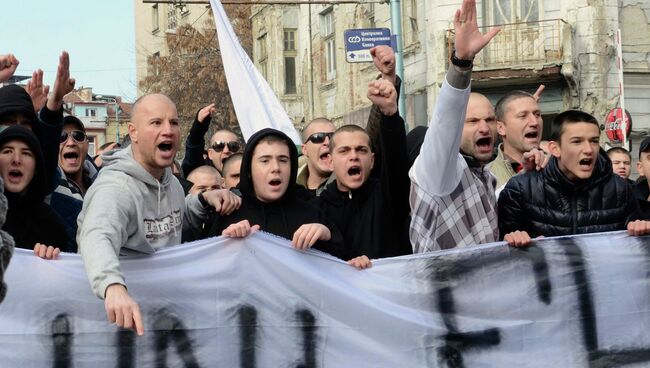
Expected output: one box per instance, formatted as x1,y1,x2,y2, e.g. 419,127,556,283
498,151,641,238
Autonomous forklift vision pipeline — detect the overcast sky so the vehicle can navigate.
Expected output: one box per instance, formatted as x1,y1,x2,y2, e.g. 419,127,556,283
1,0,137,101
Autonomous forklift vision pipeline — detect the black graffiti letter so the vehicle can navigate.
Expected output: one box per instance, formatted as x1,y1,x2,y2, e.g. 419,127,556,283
52,313,73,368
559,238,650,368
239,305,258,368
116,328,136,368
152,308,200,368
296,309,318,368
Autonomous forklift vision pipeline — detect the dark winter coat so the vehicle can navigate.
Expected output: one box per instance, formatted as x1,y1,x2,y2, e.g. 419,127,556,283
317,112,412,260
498,151,641,238
205,128,345,259
0,126,69,251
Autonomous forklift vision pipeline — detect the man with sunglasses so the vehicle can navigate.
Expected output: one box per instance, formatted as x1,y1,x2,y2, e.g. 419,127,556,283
47,116,99,252
297,118,336,196
181,103,242,176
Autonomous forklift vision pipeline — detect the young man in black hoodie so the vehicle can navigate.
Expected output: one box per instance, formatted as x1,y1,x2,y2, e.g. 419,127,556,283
318,78,412,267
205,128,351,264
498,110,650,245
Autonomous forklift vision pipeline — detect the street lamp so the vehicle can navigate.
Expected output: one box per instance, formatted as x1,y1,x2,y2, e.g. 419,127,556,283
96,95,121,145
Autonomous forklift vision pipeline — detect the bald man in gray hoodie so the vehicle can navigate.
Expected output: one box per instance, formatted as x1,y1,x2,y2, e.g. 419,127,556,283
78,94,240,335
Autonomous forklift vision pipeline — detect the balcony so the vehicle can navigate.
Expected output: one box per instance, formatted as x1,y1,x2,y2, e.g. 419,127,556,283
447,19,568,71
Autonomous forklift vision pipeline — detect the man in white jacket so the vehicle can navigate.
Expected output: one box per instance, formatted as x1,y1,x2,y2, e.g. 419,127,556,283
409,0,501,253
78,93,240,335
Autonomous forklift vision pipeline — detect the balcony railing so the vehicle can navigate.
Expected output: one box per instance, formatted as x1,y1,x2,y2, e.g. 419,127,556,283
447,19,568,70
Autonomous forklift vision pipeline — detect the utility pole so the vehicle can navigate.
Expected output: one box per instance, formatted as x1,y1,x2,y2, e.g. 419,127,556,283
389,0,406,125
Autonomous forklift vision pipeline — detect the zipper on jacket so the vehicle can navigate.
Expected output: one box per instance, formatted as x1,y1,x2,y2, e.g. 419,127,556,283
571,192,578,234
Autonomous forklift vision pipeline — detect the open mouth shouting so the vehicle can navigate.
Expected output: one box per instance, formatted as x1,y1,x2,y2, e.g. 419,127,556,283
579,157,593,171
475,136,493,154
62,151,80,167
347,165,362,179
7,169,23,184
268,178,283,189
157,141,175,160
524,130,539,142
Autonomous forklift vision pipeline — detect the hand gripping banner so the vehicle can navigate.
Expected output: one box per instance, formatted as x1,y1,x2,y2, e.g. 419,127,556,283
1,231,650,367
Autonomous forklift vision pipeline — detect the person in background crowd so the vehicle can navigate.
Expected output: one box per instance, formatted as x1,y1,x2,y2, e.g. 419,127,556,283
634,137,650,218
94,141,120,168
0,52,75,193
297,118,336,196
187,165,223,195
181,103,242,175
78,93,241,336
488,90,543,189
222,153,242,190
0,125,69,258
0,176,14,305
607,146,633,184
498,110,650,246
49,115,98,251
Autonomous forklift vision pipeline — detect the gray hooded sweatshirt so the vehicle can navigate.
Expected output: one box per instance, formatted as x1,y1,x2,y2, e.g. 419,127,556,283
77,146,208,298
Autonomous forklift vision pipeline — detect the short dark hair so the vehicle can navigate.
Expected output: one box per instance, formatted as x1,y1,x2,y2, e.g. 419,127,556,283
606,147,631,160
330,125,372,151
495,90,536,121
549,110,599,142
222,153,242,176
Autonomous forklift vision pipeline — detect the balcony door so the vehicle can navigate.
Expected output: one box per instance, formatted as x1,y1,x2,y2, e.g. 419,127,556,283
482,0,544,66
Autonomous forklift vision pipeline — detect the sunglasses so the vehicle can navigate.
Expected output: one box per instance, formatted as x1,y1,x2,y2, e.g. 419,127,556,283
211,140,241,153
60,130,87,143
307,132,333,144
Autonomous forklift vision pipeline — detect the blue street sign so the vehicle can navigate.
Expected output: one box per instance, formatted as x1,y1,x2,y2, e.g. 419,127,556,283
344,28,392,63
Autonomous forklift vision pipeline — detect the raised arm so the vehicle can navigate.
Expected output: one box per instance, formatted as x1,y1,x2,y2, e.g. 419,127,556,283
182,104,214,177
410,0,499,196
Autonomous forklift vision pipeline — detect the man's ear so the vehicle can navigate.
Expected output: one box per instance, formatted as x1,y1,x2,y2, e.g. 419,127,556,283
638,161,645,177
496,120,506,137
370,152,375,170
301,144,307,157
548,140,561,159
128,123,137,143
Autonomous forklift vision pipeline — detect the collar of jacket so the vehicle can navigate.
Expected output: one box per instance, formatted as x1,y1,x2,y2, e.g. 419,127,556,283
543,149,612,190
461,150,485,168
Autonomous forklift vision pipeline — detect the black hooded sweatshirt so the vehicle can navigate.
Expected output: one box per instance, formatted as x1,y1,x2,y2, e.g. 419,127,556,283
0,126,69,251
205,128,345,259
317,112,412,260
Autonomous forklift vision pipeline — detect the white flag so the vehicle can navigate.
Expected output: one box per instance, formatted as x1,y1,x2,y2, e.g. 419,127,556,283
210,0,302,144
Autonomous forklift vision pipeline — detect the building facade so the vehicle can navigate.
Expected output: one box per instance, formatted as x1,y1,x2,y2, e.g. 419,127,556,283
250,0,650,164
134,1,212,97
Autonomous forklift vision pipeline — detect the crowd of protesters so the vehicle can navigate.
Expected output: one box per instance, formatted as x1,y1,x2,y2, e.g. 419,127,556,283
0,0,649,336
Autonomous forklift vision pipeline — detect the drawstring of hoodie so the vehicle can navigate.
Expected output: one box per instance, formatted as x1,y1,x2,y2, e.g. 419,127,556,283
157,180,161,216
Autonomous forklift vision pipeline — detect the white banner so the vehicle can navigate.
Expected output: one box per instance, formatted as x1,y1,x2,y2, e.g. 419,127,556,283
1,231,650,367
209,1,301,145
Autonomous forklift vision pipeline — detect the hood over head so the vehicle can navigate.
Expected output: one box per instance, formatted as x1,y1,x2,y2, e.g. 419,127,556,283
239,128,298,203
0,125,46,202
0,85,39,133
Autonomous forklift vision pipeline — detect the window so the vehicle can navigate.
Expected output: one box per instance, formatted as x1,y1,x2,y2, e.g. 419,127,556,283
152,4,159,33
257,34,268,80
487,0,541,23
284,30,296,52
321,10,336,80
367,3,376,29
150,51,161,76
284,29,297,94
87,136,96,157
403,0,418,45
167,4,177,31
85,108,96,117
